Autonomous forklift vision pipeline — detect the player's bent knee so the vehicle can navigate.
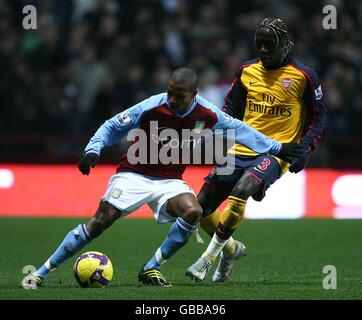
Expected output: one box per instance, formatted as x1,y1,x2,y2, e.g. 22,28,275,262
102,203,121,229
231,174,261,200
182,206,203,225
87,201,119,238
87,217,106,238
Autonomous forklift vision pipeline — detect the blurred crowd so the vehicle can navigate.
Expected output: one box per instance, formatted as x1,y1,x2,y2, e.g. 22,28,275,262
0,0,361,168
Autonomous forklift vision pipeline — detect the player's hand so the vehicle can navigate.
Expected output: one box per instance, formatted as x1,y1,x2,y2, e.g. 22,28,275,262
78,152,99,175
277,143,305,163
289,151,310,173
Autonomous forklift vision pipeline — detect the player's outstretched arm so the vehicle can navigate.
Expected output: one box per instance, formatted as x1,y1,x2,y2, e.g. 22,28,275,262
78,152,100,175
288,67,326,173
207,98,307,160
81,94,165,163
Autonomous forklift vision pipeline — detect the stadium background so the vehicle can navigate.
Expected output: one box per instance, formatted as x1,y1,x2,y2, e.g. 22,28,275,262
0,0,361,300
1,0,361,218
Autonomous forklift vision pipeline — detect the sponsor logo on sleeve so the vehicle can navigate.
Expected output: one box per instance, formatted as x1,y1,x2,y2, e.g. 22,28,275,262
315,85,323,100
118,112,131,126
222,112,233,121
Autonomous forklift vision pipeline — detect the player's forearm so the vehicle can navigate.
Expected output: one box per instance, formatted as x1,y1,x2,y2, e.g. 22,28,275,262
84,118,124,155
301,100,327,152
301,70,327,152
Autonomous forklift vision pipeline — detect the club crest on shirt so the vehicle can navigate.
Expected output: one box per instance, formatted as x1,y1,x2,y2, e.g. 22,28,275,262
194,121,205,133
111,188,122,199
281,78,293,91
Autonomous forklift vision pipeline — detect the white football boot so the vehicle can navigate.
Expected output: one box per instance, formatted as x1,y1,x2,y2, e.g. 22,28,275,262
212,240,246,282
185,257,212,282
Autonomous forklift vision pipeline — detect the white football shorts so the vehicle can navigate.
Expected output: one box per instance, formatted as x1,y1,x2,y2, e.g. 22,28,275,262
102,171,196,223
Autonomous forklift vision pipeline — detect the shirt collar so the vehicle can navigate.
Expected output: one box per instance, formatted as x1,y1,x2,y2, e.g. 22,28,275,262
166,97,198,118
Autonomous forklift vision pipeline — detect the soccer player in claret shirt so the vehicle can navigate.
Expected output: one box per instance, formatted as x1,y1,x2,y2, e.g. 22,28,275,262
30,67,303,287
186,18,327,282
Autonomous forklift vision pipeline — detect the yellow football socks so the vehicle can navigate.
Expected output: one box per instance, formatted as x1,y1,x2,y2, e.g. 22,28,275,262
201,196,246,262
219,196,246,233
199,209,222,236
199,209,235,256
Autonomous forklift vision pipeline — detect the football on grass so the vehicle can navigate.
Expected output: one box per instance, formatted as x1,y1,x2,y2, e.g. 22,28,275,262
73,251,113,288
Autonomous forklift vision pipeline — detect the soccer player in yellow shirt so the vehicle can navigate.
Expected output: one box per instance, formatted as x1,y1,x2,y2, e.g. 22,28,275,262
186,17,327,282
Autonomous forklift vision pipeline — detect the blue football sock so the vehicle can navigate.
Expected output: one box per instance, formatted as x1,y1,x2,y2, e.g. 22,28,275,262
34,224,92,279
144,218,196,270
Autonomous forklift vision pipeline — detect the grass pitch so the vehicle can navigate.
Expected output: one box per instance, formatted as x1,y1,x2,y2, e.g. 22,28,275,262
0,217,361,300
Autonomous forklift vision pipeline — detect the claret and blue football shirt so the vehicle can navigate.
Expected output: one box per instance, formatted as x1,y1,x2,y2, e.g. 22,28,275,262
84,93,283,179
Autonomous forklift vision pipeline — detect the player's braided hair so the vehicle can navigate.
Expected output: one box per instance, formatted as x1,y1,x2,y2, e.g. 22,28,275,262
256,18,294,54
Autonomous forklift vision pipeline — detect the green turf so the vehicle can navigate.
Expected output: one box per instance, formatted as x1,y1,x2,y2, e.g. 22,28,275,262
0,217,361,300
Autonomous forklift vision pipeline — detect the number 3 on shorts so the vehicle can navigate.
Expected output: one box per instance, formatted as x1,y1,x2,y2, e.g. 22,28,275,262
257,158,271,171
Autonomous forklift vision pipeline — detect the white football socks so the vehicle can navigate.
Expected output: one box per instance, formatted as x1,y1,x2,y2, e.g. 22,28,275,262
201,234,229,263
